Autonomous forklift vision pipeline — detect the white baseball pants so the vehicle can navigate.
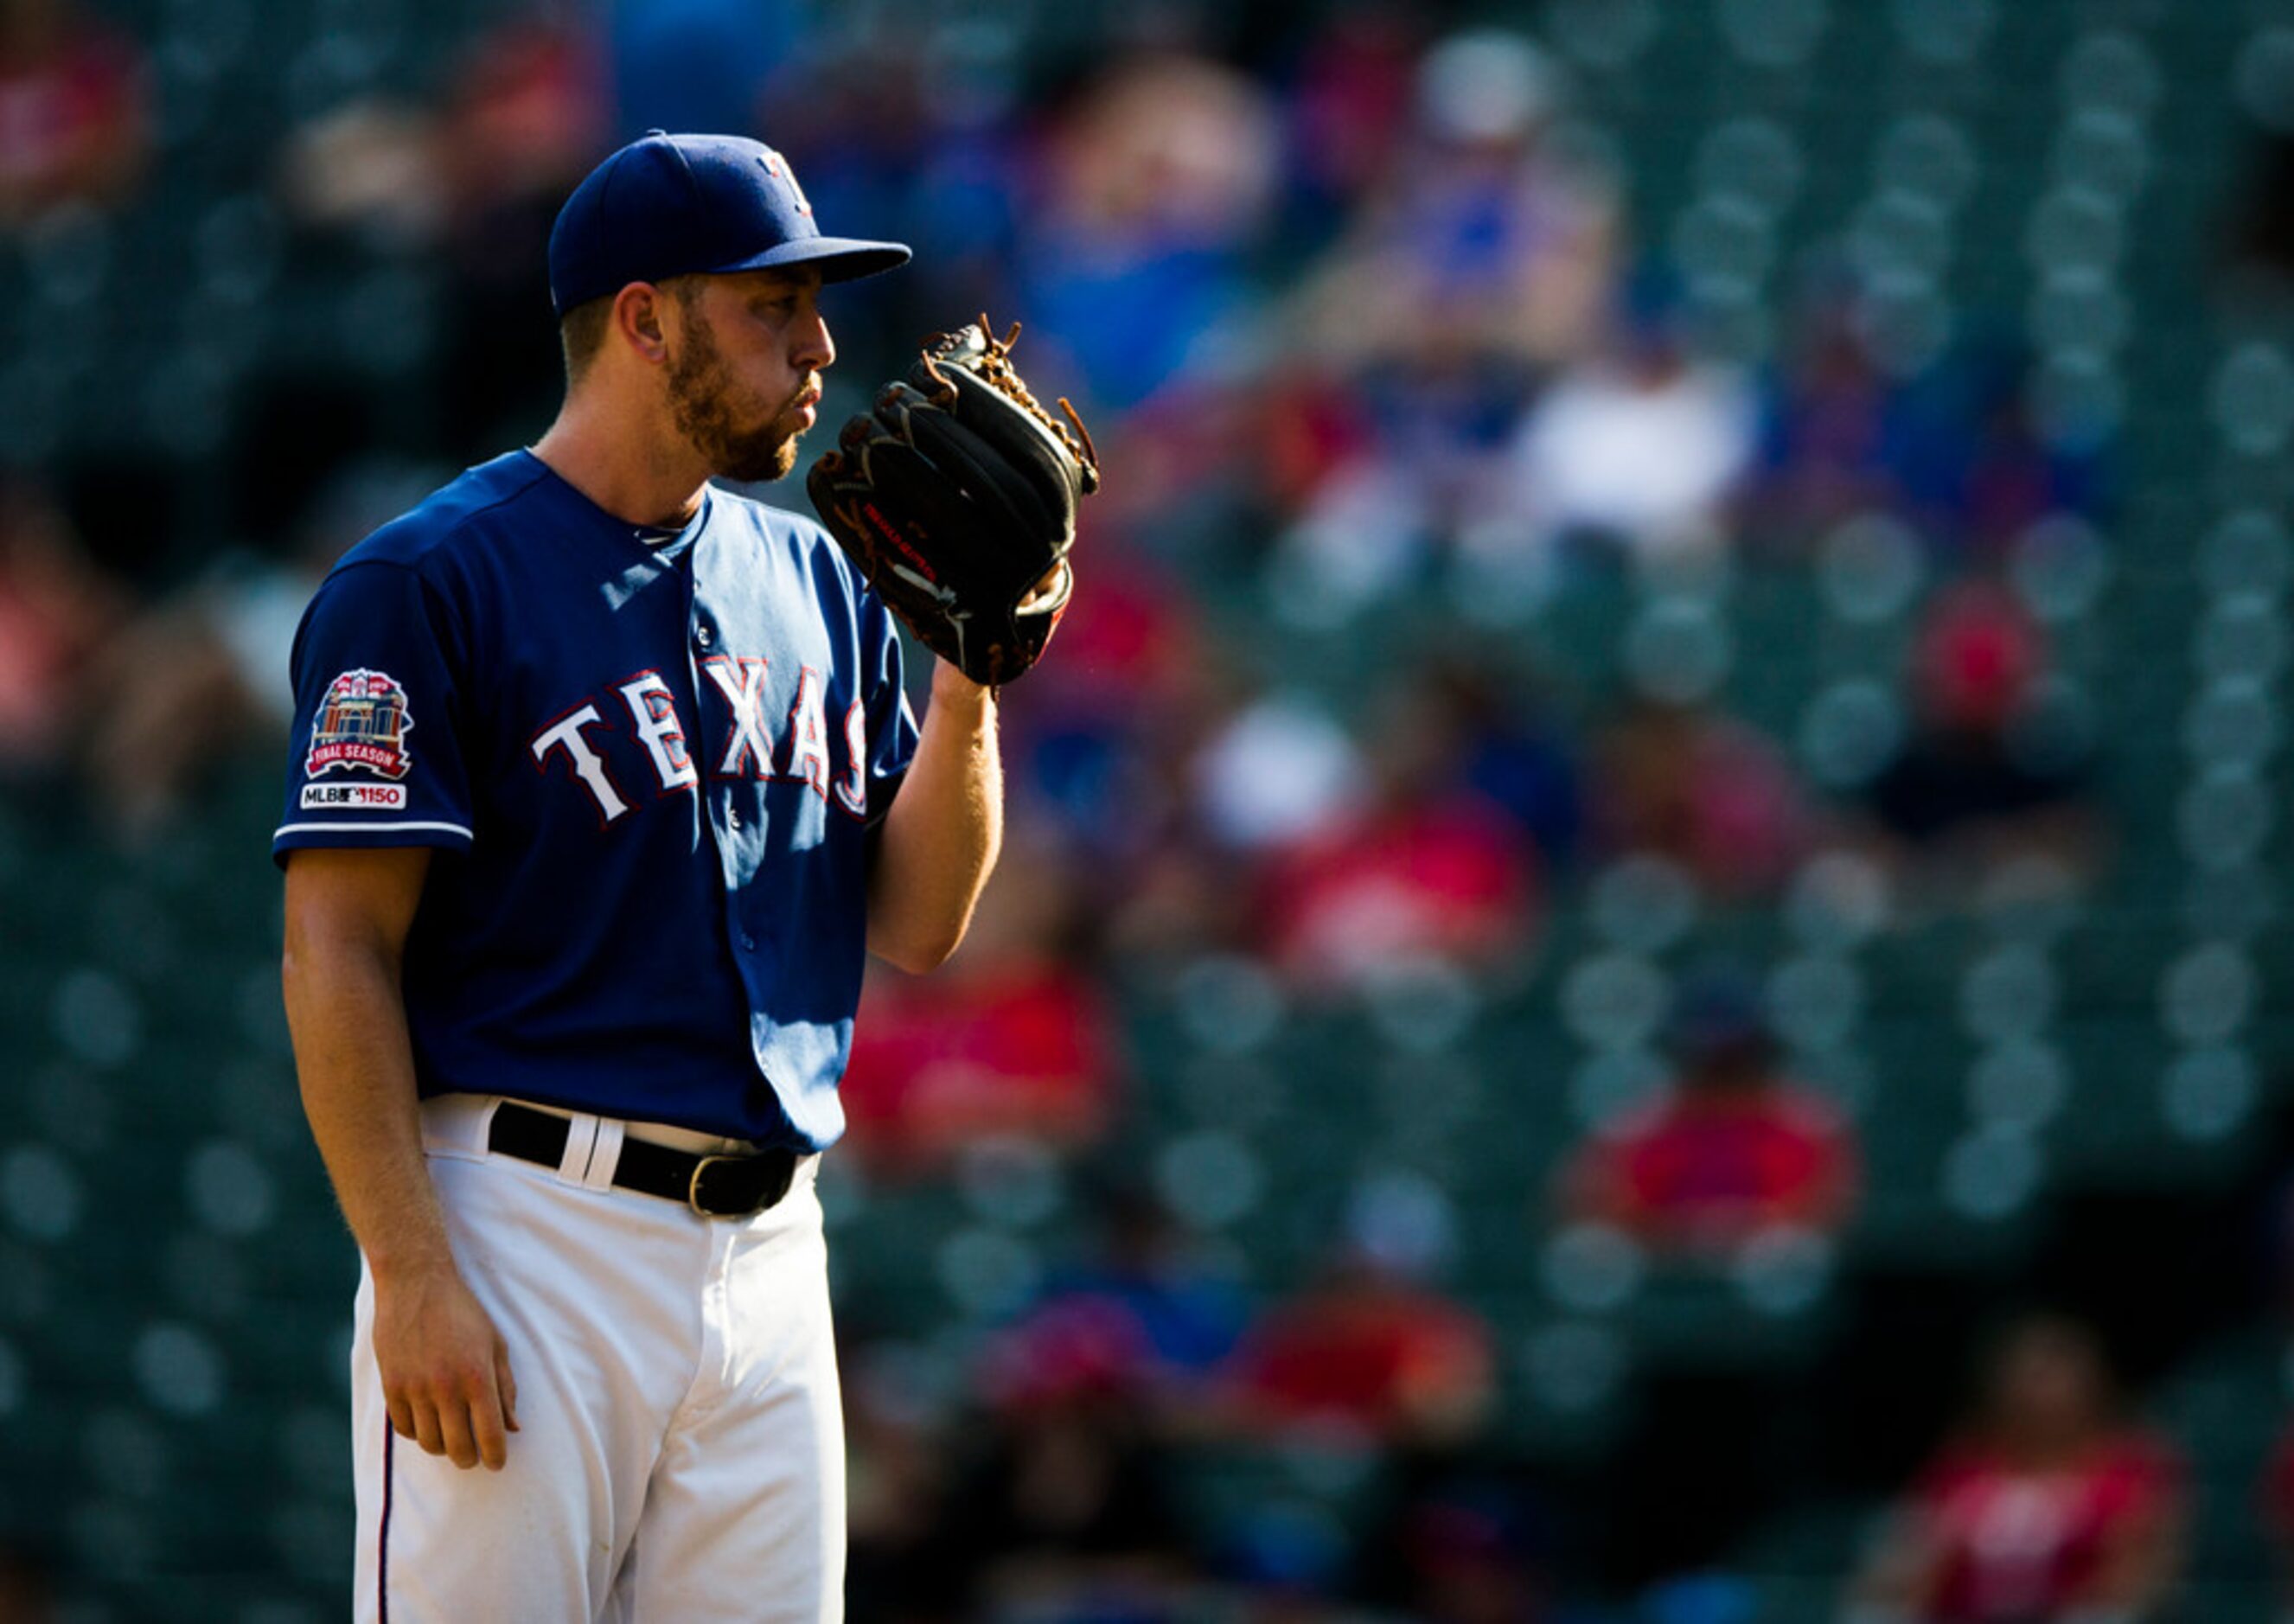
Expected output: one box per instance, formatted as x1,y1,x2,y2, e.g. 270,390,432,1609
349,1095,844,1623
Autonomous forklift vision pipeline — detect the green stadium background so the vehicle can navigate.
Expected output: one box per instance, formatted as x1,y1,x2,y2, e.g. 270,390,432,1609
2,0,2291,1618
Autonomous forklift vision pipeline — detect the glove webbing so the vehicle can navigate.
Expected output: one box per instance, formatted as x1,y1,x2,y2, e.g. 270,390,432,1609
922,315,1101,481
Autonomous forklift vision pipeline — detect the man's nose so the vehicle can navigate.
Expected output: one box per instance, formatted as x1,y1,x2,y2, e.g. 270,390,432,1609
796,310,834,373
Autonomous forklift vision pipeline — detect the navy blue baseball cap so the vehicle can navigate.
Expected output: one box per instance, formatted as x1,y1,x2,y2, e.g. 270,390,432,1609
547,131,911,317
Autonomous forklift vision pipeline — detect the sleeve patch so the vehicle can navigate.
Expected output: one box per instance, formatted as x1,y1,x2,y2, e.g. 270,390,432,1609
306,668,415,780
300,782,408,810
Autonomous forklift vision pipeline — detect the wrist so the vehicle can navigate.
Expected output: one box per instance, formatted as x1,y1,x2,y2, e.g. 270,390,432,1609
930,662,995,712
365,1242,459,1288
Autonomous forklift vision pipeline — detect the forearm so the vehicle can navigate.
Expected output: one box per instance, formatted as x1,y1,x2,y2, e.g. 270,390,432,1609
866,662,1002,972
283,932,455,1282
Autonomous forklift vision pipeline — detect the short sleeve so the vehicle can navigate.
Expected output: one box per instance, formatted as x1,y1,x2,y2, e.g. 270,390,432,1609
859,592,921,829
273,562,477,866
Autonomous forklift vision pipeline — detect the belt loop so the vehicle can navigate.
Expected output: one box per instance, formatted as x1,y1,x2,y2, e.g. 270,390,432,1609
557,1113,602,1185
583,1118,626,1193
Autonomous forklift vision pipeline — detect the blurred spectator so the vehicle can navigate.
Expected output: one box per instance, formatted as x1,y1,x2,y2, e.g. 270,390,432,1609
1013,52,1279,413
1491,276,1756,569
844,1338,968,1624
1281,3,1425,239
1254,678,1538,993
609,0,798,142
951,1297,1194,1618
1269,30,1615,614
1755,303,2104,562
1950,365,2105,558
1867,348,2103,563
1409,654,1583,869
1860,581,2102,886
0,478,123,778
1193,686,1364,855
2256,1418,2294,1617
1848,1314,2185,1623
75,460,426,840
1026,1177,1249,1396
1747,283,1907,545
839,829,1121,1173
0,0,145,224
1294,29,1613,377
281,16,604,452
431,16,609,450
281,101,447,248
776,35,999,380
1224,1174,1495,1448
76,561,295,840
1000,540,1206,864
1560,973,1859,1254
1590,699,1812,899
1361,1473,1559,1624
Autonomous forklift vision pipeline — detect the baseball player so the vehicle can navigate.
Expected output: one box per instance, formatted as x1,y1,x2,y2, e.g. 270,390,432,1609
275,131,1093,1622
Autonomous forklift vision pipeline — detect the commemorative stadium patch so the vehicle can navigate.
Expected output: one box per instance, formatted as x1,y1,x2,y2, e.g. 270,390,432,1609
307,668,414,782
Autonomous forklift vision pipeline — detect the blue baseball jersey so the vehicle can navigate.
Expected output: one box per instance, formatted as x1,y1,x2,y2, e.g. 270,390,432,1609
273,450,919,1150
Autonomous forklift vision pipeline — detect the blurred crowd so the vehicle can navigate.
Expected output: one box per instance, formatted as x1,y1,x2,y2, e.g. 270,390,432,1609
0,0,2109,884
0,0,2255,1619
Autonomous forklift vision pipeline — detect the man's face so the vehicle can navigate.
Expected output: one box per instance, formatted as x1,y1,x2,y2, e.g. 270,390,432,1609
663,269,833,483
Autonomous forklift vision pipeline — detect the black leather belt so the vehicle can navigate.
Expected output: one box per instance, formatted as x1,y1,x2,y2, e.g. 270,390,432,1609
487,1102,801,1218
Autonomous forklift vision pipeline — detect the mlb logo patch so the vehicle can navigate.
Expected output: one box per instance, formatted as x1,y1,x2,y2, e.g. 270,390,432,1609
307,668,414,780
299,782,408,810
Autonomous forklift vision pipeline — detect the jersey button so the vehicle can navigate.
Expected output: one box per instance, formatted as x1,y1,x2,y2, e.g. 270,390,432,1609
695,623,713,649
741,932,757,951
726,806,742,829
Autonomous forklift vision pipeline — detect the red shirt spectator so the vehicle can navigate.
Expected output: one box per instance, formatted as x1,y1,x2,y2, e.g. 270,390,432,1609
838,850,1120,1172
1852,1315,2186,1622
1226,1265,1495,1446
1259,793,1537,990
0,0,147,222
1562,980,1858,1251
1911,1434,2182,1622
1571,1082,1856,1249
1593,700,1812,899
838,962,1117,1173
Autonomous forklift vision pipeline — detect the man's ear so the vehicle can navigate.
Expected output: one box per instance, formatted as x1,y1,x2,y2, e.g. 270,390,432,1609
613,283,672,366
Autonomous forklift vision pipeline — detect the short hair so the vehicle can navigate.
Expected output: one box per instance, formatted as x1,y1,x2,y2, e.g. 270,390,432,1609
557,277,706,386
558,297,613,384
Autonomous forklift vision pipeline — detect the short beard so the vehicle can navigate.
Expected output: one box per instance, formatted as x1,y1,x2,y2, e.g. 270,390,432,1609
665,307,802,483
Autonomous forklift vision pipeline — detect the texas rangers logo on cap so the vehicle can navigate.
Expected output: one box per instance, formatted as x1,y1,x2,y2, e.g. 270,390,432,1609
760,147,812,217
307,668,414,780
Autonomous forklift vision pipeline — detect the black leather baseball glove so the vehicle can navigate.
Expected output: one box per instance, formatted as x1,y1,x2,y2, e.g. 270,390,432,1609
806,316,1099,687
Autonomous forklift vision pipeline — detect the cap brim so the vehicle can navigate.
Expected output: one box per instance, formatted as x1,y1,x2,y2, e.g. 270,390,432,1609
715,236,913,285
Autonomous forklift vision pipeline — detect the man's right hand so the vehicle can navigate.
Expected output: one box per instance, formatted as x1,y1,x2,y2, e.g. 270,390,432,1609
284,847,520,1469
372,1263,521,1471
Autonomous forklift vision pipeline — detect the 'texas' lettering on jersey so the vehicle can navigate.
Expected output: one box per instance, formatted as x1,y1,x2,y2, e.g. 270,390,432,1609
529,656,869,825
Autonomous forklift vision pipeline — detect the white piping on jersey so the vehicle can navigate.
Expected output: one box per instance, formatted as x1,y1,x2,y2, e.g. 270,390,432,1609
274,820,476,840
